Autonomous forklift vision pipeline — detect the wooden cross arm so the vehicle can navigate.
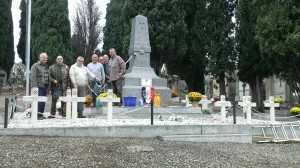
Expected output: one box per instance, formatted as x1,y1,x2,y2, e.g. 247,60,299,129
215,101,232,106
238,102,256,107
23,96,47,102
59,96,86,102
100,97,121,102
264,103,280,107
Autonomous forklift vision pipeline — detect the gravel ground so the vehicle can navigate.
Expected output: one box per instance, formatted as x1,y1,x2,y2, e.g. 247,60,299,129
0,136,300,168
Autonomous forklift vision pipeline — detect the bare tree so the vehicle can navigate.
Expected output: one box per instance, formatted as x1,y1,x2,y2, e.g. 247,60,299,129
72,0,102,64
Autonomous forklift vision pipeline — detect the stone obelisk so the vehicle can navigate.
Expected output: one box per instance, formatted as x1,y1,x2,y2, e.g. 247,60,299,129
122,15,171,104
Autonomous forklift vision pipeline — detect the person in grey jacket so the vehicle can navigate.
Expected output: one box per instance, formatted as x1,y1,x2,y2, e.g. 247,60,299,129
30,53,49,120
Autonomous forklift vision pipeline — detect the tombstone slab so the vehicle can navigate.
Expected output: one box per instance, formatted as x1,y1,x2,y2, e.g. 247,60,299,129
0,70,7,87
123,15,171,105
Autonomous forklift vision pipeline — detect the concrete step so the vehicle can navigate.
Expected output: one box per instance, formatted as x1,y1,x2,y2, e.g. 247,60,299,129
158,134,252,143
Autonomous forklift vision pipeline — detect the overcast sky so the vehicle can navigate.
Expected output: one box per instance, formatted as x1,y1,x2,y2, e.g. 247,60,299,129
11,0,110,62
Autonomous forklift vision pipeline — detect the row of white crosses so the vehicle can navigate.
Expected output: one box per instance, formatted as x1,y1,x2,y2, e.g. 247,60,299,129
23,87,86,124
214,95,280,123
23,88,120,125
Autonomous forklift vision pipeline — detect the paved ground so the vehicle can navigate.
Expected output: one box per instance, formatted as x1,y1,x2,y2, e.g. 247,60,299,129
0,136,299,168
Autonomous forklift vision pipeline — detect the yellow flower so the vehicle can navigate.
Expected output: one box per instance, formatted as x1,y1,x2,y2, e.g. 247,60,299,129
171,91,178,98
274,97,283,103
97,92,117,101
85,95,93,106
187,92,202,102
290,107,300,114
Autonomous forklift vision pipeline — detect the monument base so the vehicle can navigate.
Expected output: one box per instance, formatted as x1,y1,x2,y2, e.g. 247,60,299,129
123,67,171,105
123,85,171,105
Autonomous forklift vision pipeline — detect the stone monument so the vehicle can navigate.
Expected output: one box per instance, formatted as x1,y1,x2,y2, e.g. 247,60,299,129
123,15,171,105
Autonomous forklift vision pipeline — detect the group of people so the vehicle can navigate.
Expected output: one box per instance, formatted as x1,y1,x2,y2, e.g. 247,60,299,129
30,48,126,120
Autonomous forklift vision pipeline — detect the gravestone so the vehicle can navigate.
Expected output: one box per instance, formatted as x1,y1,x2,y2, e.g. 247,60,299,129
100,89,120,125
123,15,171,105
264,96,280,122
215,95,232,122
0,70,7,87
238,96,256,123
23,87,48,124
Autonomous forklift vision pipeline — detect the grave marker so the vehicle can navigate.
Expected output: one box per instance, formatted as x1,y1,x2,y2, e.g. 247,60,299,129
238,96,256,123
71,89,85,122
215,95,232,122
181,95,190,107
264,96,280,122
100,89,120,125
23,87,47,123
58,89,72,118
199,95,212,111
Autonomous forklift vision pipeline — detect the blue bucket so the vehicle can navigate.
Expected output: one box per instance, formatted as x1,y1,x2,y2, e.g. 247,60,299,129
123,97,137,107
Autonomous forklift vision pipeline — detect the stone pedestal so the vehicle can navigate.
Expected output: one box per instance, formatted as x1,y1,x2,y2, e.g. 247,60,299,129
123,15,170,105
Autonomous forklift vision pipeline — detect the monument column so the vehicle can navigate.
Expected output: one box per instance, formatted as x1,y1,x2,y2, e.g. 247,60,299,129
123,15,171,105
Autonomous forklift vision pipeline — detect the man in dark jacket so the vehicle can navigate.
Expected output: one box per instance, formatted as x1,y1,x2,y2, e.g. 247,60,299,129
48,55,69,118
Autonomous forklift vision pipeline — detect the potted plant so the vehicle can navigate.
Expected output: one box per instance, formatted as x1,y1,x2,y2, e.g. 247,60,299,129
187,92,202,107
97,92,117,106
85,95,93,107
274,97,283,110
171,90,179,102
290,107,300,116
274,97,283,104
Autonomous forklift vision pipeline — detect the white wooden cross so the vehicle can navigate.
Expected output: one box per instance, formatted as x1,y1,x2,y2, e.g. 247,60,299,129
71,89,85,122
181,95,190,107
199,95,212,111
240,96,251,118
23,87,48,124
100,89,120,125
238,96,256,123
59,89,85,122
264,96,279,122
214,95,232,122
58,89,72,119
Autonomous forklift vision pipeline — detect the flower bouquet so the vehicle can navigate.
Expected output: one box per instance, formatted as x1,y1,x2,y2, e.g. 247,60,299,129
85,95,93,107
274,97,283,104
187,92,202,102
290,107,300,116
96,92,117,106
171,91,178,98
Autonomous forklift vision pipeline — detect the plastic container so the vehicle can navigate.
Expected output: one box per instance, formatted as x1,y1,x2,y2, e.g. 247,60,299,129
154,93,161,107
96,99,103,107
123,96,137,107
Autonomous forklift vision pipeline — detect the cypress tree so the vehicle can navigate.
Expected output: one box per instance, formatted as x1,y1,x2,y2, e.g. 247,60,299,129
0,0,14,73
17,0,27,64
31,0,73,65
205,0,237,96
102,0,125,55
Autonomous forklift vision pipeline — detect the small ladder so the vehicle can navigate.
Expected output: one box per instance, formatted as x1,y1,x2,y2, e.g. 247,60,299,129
254,122,300,143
